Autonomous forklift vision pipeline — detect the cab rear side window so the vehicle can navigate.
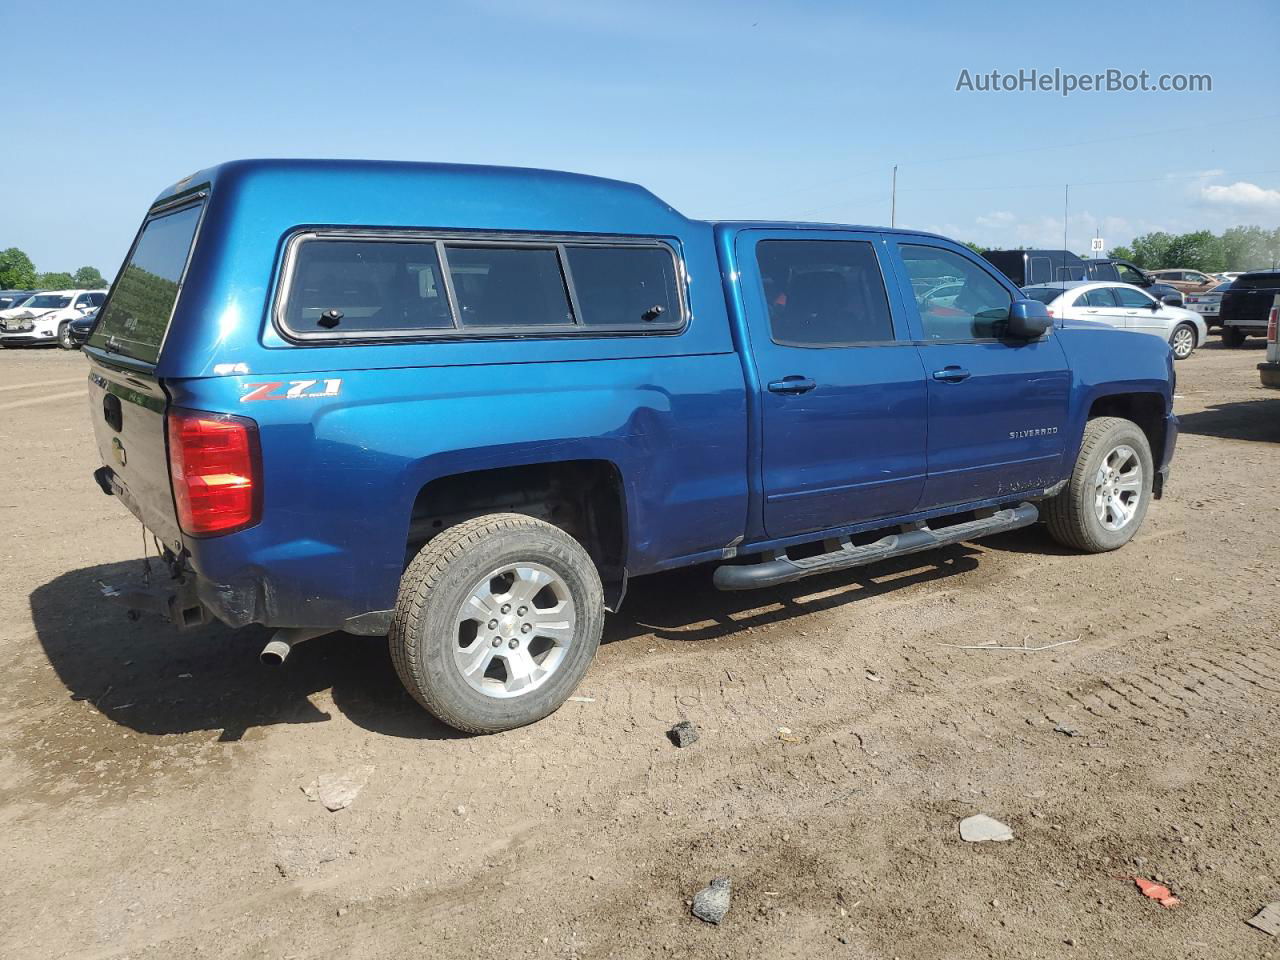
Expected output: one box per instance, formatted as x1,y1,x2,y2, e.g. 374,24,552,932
277,233,686,340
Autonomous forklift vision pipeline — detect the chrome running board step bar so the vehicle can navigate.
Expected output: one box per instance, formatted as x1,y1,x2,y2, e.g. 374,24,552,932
712,502,1039,591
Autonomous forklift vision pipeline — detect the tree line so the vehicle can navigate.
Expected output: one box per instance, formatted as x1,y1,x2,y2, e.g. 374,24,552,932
1107,226,1280,273
0,247,108,291
963,226,1279,273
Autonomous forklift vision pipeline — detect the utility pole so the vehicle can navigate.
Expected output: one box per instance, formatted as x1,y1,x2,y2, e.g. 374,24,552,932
891,165,898,228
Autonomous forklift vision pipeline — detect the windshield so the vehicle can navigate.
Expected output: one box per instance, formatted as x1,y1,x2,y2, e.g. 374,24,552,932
1020,288,1062,305
26,295,72,309
89,201,203,364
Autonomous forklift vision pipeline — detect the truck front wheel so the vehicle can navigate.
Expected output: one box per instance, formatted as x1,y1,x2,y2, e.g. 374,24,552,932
389,513,604,734
1043,417,1153,553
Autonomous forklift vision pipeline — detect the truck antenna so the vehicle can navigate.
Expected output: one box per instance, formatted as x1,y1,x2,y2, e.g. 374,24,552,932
891,165,898,228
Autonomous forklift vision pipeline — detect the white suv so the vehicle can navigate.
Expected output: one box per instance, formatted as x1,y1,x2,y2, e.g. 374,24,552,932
0,289,107,349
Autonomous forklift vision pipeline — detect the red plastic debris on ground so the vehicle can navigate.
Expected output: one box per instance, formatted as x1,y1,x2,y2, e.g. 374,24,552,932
1130,876,1182,909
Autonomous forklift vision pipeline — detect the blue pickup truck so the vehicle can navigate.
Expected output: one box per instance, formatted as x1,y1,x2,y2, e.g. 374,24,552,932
85,159,1176,733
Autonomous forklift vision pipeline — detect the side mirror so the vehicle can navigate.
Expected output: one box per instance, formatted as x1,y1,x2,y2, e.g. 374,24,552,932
1007,299,1051,339
1161,295,1181,307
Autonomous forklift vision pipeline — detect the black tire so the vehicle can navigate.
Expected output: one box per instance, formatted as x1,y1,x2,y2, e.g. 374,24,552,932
389,513,604,734
1043,417,1153,553
58,322,75,350
1220,326,1246,348
1169,322,1197,360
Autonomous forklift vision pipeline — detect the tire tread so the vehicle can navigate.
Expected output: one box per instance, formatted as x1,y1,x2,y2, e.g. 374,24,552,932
389,513,598,734
1044,416,1143,553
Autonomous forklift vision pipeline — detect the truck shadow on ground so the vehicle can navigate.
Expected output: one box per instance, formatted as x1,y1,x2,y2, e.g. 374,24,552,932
31,545,987,742
1177,397,1280,443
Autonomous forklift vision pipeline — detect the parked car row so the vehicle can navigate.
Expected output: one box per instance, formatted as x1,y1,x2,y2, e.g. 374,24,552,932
981,250,1186,308
0,289,106,348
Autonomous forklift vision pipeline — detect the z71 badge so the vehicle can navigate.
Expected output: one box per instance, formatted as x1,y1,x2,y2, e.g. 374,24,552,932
240,379,342,402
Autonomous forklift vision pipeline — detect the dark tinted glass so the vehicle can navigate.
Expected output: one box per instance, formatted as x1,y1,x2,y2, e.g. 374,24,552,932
284,239,452,334
28,294,72,308
756,240,894,346
900,245,1012,339
1021,287,1061,305
564,245,679,327
1027,257,1053,285
446,245,573,328
1235,272,1280,290
1083,288,1118,307
89,202,202,363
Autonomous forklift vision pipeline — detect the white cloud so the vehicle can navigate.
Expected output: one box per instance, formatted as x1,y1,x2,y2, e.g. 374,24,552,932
1199,181,1280,212
975,211,1016,228
916,210,1142,252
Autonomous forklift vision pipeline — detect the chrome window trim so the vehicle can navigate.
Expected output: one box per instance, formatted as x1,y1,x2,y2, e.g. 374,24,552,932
273,228,690,344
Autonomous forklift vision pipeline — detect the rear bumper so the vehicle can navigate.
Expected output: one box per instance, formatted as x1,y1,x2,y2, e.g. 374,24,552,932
94,466,394,636
1259,361,1280,390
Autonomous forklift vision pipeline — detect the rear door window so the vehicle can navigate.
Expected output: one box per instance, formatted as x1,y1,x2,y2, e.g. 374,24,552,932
90,202,203,364
755,239,895,346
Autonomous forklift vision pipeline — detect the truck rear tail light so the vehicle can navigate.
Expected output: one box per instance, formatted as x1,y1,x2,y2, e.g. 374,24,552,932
167,409,262,537
1268,306,1278,344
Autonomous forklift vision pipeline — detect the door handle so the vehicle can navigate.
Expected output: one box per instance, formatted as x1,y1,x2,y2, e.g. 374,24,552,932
767,376,817,394
932,366,971,383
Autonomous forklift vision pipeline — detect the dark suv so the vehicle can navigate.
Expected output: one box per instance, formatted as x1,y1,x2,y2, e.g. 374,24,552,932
1219,271,1280,347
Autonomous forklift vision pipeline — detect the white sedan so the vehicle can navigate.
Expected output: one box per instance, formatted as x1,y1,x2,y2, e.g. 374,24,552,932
1022,281,1208,360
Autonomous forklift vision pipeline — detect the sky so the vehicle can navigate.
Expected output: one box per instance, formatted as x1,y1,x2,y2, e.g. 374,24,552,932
4,0,1279,276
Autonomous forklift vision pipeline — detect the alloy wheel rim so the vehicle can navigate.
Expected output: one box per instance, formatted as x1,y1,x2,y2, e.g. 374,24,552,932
453,562,575,699
1172,327,1194,358
1093,444,1143,531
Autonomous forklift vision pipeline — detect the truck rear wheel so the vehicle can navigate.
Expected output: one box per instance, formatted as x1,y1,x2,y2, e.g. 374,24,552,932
389,513,604,734
1043,417,1153,553
1220,326,1246,347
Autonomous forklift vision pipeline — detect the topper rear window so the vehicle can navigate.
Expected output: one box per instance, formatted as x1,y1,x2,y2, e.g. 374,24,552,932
90,201,204,364
277,232,686,340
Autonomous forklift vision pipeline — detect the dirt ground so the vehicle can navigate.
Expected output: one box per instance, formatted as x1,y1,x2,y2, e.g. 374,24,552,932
2,339,1278,960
